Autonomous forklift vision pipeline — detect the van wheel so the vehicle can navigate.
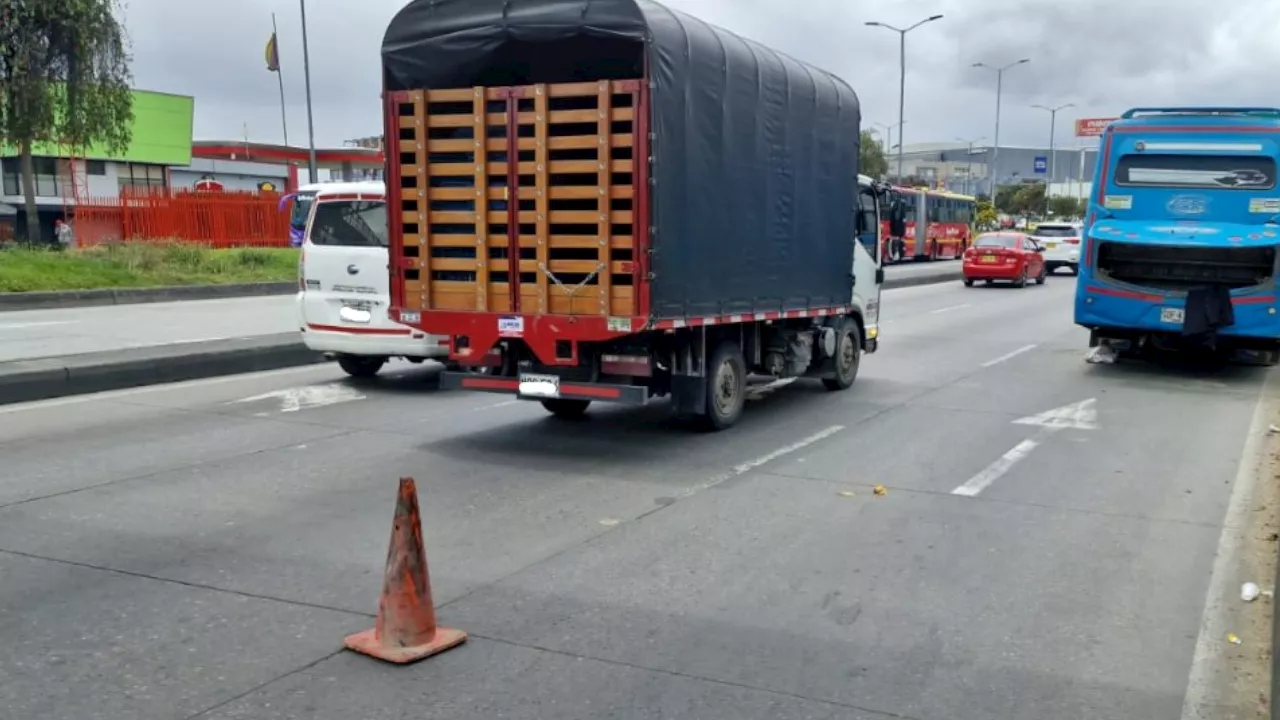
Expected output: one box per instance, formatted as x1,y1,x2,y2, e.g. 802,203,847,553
337,355,386,378
822,319,862,391
700,341,747,431
541,399,591,419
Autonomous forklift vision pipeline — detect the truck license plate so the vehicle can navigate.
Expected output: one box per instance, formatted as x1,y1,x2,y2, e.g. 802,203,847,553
518,373,560,398
1160,307,1185,324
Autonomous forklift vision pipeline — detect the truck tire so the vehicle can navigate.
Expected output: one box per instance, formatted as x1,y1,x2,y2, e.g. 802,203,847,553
338,355,386,378
541,399,591,419
822,319,862,391
701,341,747,431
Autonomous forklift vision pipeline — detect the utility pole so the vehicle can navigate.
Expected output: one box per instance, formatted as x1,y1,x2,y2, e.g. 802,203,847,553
299,0,318,182
866,15,944,181
972,58,1030,218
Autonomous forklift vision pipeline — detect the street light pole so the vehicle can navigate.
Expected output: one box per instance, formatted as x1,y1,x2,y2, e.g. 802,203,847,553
873,122,893,157
299,0,318,181
955,136,985,196
1032,102,1074,183
972,58,1030,218
1031,103,1073,215
866,14,943,182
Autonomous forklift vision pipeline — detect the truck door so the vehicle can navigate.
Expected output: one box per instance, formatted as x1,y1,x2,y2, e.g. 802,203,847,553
854,185,883,330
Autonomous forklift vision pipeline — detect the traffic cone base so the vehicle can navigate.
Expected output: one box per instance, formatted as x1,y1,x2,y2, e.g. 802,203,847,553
343,625,467,665
344,477,466,665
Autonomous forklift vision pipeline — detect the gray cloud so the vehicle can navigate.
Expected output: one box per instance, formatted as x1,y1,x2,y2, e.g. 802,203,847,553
124,0,1280,151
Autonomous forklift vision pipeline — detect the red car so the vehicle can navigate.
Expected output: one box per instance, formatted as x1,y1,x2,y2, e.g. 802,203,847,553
962,232,1047,287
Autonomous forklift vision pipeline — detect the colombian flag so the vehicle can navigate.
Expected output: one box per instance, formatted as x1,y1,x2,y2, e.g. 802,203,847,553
265,32,280,72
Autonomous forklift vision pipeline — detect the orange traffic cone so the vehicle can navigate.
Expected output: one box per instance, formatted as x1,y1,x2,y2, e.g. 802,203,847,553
343,477,466,664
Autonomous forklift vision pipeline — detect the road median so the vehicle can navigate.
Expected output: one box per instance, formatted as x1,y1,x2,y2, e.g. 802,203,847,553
0,334,327,406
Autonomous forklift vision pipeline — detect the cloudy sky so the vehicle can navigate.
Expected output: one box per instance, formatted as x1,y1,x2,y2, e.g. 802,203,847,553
125,0,1280,151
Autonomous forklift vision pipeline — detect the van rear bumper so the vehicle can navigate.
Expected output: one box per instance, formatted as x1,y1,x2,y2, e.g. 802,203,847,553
440,372,650,405
301,324,448,359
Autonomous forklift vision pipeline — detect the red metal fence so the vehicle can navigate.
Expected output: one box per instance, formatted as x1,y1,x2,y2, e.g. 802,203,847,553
72,189,290,248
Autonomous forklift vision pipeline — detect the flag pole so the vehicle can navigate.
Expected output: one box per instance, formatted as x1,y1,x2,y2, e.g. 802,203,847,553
299,0,318,182
271,13,289,147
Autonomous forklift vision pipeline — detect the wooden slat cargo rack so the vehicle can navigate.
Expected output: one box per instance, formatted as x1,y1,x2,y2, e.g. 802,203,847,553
380,0,874,431
392,79,645,319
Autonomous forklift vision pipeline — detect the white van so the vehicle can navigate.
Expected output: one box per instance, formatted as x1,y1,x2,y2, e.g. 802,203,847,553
296,181,448,377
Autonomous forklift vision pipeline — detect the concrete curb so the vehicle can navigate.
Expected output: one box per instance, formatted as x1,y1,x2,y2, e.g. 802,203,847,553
883,268,959,290
0,267,959,406
0,282,297,312
0,334,328,406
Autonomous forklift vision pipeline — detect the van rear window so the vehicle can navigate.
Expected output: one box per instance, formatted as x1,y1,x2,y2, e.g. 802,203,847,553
1115,154,1276,190
309,200,387,247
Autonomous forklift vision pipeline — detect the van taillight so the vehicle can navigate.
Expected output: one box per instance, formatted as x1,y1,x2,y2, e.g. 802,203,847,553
1065,238,1080,245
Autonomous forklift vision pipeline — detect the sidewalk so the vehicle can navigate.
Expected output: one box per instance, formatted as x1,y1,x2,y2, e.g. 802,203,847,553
0,295,299,363
0,295,323,404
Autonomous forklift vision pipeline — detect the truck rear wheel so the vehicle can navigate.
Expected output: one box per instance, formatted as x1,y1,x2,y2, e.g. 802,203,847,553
541,399,591,419
822,320,862,391
700,341,747,431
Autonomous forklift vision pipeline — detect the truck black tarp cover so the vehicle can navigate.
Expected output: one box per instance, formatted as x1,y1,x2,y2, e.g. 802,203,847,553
383,0,861,319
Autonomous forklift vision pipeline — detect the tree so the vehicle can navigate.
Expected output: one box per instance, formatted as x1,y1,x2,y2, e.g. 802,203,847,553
976,199,997,230
859,129,888,180
0,0,133,243
1047,196,1084,218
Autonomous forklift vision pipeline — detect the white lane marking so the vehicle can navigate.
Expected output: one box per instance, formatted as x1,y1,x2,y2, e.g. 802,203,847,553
0,364,336,415
747,377,797,400
235,383,366,413
474,400,520,411
951,439,1040,497
929,303,971,315
1013,398,1098,431
1180,385,1271,718
678,425,845,499
981,344,1038,368
0,320,78,331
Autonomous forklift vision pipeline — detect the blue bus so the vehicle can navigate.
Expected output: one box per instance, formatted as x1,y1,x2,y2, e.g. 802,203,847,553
279,183,322,247
1074,107,1280,362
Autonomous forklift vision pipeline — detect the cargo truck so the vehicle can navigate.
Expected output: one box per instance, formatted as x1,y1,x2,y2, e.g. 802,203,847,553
380,0,895,430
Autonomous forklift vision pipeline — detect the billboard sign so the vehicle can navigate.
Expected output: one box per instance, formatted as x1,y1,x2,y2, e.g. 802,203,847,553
1075,117,1117,138
1033,156,1047,174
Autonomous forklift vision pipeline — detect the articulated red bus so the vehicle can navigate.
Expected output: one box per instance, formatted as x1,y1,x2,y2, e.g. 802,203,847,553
880,186,977,264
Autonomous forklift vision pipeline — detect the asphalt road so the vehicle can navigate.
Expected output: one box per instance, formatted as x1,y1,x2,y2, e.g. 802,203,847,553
0,261,959,363
2,273,1275,720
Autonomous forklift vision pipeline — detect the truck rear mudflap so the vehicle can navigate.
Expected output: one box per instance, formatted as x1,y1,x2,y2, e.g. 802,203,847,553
440,372,650,405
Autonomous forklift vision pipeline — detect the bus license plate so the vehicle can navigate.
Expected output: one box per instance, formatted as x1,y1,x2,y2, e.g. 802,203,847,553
518,373,560,398
1160,307,1184,324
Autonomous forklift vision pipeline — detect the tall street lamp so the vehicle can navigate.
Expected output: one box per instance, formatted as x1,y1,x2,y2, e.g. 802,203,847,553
299,0,318,181
873,121,894,156
1032,102,1074,183
956,136,985,196
972,58,1030,216
866,15,944,181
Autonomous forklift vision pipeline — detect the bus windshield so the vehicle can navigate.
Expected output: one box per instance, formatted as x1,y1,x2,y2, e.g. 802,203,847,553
291,192,317,230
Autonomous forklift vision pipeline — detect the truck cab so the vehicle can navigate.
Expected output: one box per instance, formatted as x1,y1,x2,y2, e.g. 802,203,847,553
1074,107,1280,361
